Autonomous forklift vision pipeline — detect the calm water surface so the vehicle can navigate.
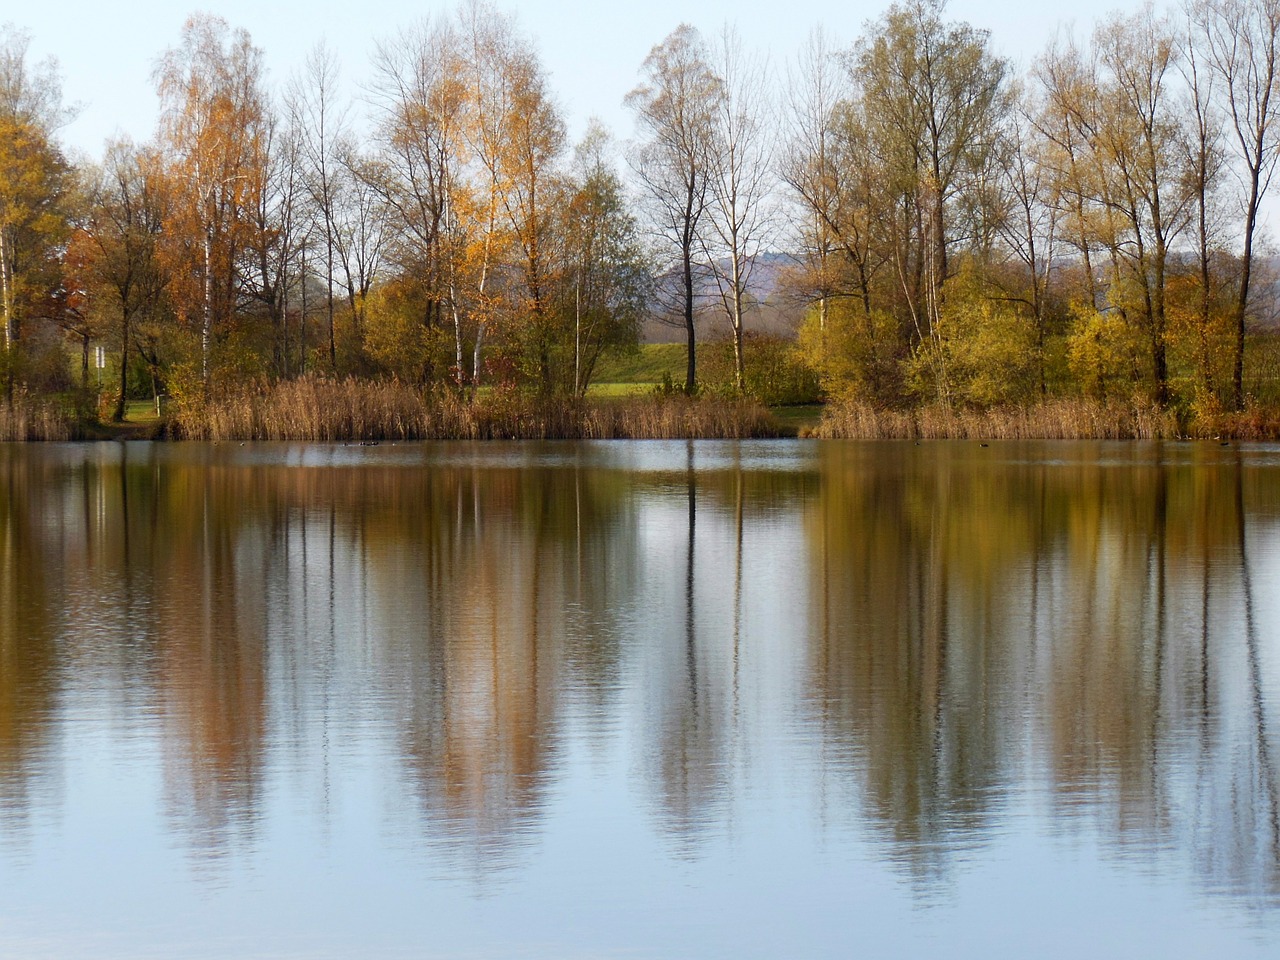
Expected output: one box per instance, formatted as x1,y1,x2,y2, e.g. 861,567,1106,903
1,439,1278,958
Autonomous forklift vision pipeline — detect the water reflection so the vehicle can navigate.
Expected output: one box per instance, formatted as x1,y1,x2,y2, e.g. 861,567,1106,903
808,442,1280,900
0,451,61,840
0,440,1277,921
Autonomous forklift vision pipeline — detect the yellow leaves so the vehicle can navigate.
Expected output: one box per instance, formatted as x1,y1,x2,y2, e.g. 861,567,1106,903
363,277,451,382
0,111,70,346
153,14,271,363
0,115,68,236
1066,303,1145,400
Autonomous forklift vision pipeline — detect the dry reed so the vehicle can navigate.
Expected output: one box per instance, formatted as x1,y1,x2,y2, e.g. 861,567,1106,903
816,397,1180,440
0,393,75,441
176,376,779,441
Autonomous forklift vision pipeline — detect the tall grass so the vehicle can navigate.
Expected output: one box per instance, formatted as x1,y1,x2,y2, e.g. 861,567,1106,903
175,376,779,441
0,392,75,440
815,397,1180,440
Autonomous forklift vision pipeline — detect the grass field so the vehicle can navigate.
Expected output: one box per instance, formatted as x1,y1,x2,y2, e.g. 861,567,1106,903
590,344,824,434
124,399,163,423
591,344,689,390
586,382,651,398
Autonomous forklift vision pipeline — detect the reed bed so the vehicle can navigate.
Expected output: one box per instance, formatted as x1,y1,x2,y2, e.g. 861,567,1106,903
1183,407,1280,441
0,393,75,441
177,376,779,441
815,397,1180,440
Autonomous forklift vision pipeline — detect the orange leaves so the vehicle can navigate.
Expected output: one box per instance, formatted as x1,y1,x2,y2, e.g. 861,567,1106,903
154,14,270,368
0,112,71,350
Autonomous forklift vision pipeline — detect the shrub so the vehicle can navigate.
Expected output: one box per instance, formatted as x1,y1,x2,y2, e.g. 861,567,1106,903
1066,305,1146,401
702,334,822,405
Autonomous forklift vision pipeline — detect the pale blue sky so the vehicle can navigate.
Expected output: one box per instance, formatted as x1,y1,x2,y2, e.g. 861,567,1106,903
18,0,1122,160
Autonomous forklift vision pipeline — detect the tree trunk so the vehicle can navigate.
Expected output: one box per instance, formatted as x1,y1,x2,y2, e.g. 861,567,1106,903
683,248,697,394
1234,177,1261,411
1,229,14,406
683,173,699,395
326,230,337,373
114,307,130,423
81,333,90,393
202,225,213,387
731,250,745,395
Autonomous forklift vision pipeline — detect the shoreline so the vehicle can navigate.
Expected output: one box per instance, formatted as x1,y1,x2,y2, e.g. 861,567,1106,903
8,384,1280,443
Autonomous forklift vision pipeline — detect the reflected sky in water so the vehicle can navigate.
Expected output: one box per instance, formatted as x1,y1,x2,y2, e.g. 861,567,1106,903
0,439,1278,958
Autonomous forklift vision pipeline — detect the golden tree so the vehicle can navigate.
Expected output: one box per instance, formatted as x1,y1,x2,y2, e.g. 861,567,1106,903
0,26,72,401
154,14,269,388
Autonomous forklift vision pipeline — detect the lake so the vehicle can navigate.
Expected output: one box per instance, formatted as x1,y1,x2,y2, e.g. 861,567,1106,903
0,439,1277,958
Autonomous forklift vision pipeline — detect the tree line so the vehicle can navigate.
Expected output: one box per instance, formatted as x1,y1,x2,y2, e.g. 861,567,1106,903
1,0,1279,424
786,0,1280,417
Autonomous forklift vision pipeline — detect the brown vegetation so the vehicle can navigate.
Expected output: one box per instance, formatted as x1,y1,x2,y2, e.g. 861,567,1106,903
813,397,1180,440
0,392,73,440
173,376,778,441
1186,407,1280,441
812,396,1280,441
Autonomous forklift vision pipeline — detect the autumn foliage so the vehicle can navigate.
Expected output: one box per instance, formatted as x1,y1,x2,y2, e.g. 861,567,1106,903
3,1,1280,439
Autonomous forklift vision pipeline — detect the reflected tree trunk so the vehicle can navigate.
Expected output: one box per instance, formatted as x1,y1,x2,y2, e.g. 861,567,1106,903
1235,453,1280,853
732,457,743,713
685,441,698,713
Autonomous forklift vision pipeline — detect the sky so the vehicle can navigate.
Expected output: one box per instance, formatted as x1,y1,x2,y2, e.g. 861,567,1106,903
14,0,1130,161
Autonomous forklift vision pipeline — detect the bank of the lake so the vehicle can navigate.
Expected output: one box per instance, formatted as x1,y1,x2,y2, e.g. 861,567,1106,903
811,396,1280,441
9,375,1280,442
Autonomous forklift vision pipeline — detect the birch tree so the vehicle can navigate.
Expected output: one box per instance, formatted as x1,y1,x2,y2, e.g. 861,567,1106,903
288,41,350,371
0,26,72,401
706,25,775,394
154,14,269,387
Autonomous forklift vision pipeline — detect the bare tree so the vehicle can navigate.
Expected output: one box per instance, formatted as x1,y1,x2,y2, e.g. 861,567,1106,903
1034,33,1103,311
781,28,846,335
1095,8,1193,405
998,94,1059,395
1035,12,1194,405
1191,0,1280,409
287,41,350,371
335,145,387,333
368,15,468,383
1181,11,1230,400
705,25,775,394
626,24,722,395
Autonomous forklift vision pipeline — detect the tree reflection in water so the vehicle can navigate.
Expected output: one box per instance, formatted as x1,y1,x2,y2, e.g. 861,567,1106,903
0,439,1275,911
807,441,1280,902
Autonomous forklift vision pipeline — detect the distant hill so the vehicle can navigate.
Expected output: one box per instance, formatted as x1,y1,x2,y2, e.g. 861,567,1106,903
643,250,1280,340
641,252,807,344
